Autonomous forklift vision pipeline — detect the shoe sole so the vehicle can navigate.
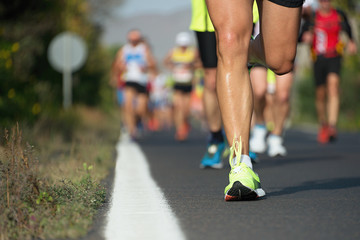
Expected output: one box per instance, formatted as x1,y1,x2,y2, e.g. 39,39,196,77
200,162,223,169
329,135,337,142
268,153,287,158
251,157,260,164
249,147,266,154
225,181,265,201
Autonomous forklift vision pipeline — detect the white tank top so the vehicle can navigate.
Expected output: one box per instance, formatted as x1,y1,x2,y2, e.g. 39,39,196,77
122,43,148,86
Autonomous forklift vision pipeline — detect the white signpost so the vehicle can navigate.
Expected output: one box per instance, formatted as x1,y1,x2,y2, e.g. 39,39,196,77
48,32,87,109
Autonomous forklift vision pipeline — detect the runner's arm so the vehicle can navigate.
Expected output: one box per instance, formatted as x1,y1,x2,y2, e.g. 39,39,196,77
145,45,157,73
163,50,174,71
110,48,125,88
337,9,353,40
337,9,357,54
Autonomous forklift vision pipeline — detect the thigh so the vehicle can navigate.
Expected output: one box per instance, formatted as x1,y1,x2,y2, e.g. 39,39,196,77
206,0,253,37
173,90,182,107
136,94,148,112
326,73,340,94
257,0,302,67
124,86,136,107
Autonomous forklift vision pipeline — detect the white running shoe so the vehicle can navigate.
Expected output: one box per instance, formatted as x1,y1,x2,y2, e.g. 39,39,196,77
250,125,267,153
267,134,287,157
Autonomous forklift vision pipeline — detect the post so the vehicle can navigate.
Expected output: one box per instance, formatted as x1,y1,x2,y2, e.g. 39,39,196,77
62,35,72,109
63,69,72,109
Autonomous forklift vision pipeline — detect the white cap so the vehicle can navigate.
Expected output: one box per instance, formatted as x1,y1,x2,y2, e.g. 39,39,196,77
175,32,192,46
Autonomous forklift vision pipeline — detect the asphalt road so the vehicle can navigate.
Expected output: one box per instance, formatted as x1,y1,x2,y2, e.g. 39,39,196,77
135,127,360,240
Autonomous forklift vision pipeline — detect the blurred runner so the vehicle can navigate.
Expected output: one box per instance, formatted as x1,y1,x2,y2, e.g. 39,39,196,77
110,53,126,106
206,0,303,200
250,3,294,157
115,29,156,139
148,72,173,131
300,0,357,143
164,32,200,141
190,70,206,130
190,0,225,168
250,69,293,157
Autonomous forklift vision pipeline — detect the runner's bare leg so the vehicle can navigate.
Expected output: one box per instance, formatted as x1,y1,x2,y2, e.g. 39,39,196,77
124,87,137,136
206,0,302,154
272,72,293,136
206,0,254,154
250,67,268,125
203,68,222,132
250,0,302,75
316,86,327,124
327,73,339,126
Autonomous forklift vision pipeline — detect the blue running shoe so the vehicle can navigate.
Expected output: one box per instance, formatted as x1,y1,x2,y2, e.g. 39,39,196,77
200,142,225,169
249,151,260,164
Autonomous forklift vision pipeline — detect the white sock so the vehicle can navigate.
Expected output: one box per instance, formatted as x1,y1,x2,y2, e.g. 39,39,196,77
241,155,253,169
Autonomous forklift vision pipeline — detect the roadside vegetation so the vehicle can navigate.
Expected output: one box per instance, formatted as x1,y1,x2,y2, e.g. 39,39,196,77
0,0,122,238
0,107,120,239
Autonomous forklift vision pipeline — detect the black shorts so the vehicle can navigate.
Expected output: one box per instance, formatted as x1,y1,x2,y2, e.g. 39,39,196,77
125,81,148,94
195,31,217,68
174,84,193,93
314,56,341,87
268,0,304,8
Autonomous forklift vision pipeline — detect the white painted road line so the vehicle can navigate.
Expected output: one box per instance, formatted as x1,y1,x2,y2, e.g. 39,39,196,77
104,136,186,240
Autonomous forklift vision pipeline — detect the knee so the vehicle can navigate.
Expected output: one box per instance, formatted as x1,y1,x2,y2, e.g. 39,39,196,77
327,77,339,97
252,85,266,99
327,86,339,97
124,101,133,111
316,87,326,100
217,31,249,60
275,90,290,104
268,49,297,75
204,69,217,92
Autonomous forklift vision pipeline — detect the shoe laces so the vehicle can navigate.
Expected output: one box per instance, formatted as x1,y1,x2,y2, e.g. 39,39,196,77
229,136,242,171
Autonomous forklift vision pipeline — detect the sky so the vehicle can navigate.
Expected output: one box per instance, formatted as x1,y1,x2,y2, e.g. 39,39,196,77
114,0,191,18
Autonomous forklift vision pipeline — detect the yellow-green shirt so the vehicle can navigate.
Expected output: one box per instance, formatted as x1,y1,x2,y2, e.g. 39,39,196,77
190,0,259,32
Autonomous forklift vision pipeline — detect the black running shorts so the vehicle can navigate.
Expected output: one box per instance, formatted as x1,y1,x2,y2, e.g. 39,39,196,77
314,56,341,87
125,81,148,94
195,31,217,68
268,0,304,8
174,84,193,93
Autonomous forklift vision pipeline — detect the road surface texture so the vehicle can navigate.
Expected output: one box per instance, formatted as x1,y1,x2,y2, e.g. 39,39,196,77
86,127,360,240
140,128,360,240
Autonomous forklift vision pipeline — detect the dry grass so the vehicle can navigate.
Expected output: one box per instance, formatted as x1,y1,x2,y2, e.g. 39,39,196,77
0,106,120,239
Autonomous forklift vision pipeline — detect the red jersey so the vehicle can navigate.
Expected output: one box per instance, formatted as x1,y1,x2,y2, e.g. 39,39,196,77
313,9,342,57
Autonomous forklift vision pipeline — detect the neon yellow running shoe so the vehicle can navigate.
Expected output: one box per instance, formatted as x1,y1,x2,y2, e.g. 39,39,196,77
224,137,266,201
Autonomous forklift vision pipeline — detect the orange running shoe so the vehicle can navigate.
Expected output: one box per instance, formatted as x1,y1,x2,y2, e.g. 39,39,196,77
147,118,160,131
317,124,329,144
175,123,190,141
